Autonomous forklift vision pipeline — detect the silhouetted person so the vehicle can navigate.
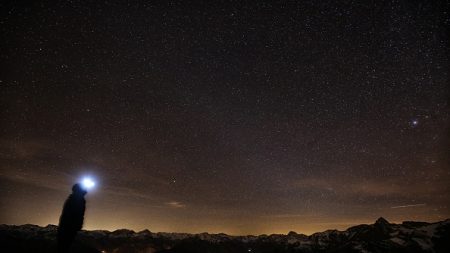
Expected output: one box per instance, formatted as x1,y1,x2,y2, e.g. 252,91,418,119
57,183,87,253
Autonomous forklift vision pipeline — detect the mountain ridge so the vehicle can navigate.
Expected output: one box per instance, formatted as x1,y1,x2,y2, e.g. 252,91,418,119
1,217,449,252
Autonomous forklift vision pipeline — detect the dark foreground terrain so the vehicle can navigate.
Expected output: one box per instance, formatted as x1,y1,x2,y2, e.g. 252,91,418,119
1,217,449,253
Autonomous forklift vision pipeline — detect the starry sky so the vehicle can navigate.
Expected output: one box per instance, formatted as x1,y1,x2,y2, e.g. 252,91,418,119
1,1,449,235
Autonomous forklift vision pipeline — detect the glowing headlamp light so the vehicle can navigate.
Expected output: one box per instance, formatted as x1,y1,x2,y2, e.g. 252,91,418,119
81,177,96,190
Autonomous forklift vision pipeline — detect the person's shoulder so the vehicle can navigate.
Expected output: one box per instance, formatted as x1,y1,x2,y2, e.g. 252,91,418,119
65,194,75,202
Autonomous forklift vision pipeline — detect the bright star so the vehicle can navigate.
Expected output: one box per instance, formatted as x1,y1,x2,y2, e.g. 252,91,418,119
412,119,418,126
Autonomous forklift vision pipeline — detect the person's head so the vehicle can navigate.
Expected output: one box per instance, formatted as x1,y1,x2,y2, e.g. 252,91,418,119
72,183,87,196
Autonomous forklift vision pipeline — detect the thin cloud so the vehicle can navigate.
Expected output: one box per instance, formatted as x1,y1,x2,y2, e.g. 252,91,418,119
261,214,320,218
166,201,186,208
390,203,426,209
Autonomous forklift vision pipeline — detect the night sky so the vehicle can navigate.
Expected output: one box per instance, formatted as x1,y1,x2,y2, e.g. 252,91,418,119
1,1,449,235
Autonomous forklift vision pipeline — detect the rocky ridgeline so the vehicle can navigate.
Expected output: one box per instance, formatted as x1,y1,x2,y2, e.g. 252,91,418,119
1,217,449,253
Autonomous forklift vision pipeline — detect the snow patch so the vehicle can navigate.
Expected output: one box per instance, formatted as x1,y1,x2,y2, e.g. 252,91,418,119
353,244,370,253
420,224,439,237
390,237,406,245
412,237,432,250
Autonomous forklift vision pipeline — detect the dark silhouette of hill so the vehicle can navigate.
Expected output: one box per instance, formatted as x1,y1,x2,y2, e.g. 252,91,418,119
1,218,449,253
